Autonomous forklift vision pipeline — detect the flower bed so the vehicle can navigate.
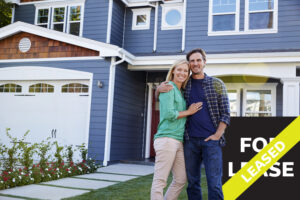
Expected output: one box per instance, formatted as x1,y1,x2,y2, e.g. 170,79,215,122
0,129,100,190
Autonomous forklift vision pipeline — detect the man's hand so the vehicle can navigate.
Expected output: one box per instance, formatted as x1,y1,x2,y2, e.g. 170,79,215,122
155,81,173,99
158,81,173,93
204,134,221,141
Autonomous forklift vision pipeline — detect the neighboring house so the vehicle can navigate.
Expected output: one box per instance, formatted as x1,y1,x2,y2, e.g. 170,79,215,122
0,0,299,165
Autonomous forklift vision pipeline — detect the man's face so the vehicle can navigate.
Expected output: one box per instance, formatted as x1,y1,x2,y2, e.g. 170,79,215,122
189,52,206,75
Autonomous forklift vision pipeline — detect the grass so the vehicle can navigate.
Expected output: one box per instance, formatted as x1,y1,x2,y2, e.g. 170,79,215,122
64,169,208,200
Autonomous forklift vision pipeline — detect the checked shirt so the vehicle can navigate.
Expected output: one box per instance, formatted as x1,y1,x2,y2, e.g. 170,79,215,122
183,73,230,144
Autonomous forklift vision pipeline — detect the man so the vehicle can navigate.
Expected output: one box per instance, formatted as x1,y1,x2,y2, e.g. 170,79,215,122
157,48,230,200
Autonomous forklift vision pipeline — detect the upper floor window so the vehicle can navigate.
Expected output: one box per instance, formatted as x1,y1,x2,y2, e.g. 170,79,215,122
209,0,240,34
35,3,84,36
0,84,22,93
52,7,66,32
208,0,278,36
245,0,278,32
132,8,151,30
161,3,183,30
68,6,82,36
36,8,50,28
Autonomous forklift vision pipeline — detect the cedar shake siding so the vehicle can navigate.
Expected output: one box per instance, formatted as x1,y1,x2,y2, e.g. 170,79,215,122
0,32,99,59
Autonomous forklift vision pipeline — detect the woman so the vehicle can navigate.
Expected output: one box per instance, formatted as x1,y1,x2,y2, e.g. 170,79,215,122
151,60,202,200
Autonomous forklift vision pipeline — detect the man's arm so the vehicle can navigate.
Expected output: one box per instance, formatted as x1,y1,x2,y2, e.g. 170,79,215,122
155,82,173,100
204,121,227,141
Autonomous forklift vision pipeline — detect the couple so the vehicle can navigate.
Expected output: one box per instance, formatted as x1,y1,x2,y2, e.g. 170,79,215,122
151,48,230,200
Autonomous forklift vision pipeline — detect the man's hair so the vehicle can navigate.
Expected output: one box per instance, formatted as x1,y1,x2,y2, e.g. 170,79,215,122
186,48,207,62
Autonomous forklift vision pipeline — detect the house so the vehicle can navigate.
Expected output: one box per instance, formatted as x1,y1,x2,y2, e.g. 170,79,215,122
0,0,299,166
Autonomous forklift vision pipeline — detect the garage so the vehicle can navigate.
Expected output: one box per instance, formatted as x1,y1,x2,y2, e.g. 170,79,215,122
0,67,93,161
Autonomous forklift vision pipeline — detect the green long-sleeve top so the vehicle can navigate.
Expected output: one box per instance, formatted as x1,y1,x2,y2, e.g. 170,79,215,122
154,81,187,142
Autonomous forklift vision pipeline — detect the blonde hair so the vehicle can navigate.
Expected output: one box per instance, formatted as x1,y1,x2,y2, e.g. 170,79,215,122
166,59,190,89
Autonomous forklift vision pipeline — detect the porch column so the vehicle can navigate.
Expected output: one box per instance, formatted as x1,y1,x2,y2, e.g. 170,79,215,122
145,83,153,158
281,78,300,116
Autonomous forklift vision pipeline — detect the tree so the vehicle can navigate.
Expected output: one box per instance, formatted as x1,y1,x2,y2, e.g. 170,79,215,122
0,0,13,28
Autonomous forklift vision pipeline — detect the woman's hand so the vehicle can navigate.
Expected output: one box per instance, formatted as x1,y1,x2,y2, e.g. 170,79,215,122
187,102,203,115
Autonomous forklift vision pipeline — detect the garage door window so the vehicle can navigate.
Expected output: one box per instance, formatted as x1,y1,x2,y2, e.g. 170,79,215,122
29,83,54,93
61,83,88,93
0,83,22,93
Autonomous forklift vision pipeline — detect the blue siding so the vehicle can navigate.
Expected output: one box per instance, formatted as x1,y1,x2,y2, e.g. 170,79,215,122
123,7,155,53
110,63,146,160
110,0,125,47
14,5,35,24
0,59,111,162
185,0,300,53
82,0,109,42
156,6,182,53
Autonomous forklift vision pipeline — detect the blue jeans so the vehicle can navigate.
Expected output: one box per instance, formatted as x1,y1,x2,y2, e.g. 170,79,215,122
184,137,223,200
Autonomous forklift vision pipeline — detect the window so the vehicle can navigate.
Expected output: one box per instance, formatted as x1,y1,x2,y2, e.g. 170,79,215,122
245,0,278,32
36,8,50,28
161,3,183,30
35,2,84,36
226,83,276,117
61,83,89,93
132,8,151,30
0,84,22,93
209,0,239,33
29,83,54,93
245,90,272,116
52,7,66,32
68,6,82,36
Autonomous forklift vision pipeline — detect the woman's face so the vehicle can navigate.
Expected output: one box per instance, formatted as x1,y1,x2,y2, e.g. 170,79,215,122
172,63,189,83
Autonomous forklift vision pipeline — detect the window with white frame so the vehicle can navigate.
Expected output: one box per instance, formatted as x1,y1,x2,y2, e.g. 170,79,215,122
161,3,183,30
52,7,66,32
226,83,276,117
68,5,82,36
132,8,151,30
245,0,277,31
35,2,84,36
209,0,239,33
36,8,50,28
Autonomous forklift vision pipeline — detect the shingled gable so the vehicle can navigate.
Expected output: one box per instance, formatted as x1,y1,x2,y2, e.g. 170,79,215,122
0,21,121,59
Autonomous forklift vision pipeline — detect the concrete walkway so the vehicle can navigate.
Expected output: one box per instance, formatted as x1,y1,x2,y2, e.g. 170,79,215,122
0,164,154,200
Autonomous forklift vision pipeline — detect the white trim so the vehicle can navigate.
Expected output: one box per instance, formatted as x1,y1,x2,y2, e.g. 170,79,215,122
103,57,116,166
51,6,67,33
106,0,113,43
244,0,278,33
145,83,153,158
208,0,240,35
11,5,15,24
120,0,156,8
153,2,158,52
0,56,103,63
225,84,241,116
161,3,183,30
131,8,152,30
181,0,186,52
281,78,300,116
33,0,85,7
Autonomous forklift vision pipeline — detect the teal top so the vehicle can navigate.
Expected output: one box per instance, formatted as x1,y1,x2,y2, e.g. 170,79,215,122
154,81,187,142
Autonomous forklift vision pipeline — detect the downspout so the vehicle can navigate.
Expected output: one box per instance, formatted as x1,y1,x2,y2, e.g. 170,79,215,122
11,5,15,24
181,0,187,52
106,0,113,43
103,53,126,166
153,2,158,52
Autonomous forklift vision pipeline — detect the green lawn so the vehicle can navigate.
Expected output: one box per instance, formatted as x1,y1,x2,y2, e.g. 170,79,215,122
64,169,208,200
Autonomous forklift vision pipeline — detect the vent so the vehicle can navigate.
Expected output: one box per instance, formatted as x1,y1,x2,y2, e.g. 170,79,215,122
19,37,31,53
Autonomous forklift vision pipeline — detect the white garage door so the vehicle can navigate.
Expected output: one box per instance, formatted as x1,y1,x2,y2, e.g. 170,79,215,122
0,67,93,162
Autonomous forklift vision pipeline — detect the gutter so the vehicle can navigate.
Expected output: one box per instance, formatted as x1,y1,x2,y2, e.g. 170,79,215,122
153,2,158,52
181,0,186,52
106,0,113,43
103,52,126,167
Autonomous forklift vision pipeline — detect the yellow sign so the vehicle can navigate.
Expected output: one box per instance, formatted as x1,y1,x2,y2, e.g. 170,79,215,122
222,116,300,200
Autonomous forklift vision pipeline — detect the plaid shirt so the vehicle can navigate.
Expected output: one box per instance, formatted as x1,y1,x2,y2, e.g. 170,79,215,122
184,73,230,144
